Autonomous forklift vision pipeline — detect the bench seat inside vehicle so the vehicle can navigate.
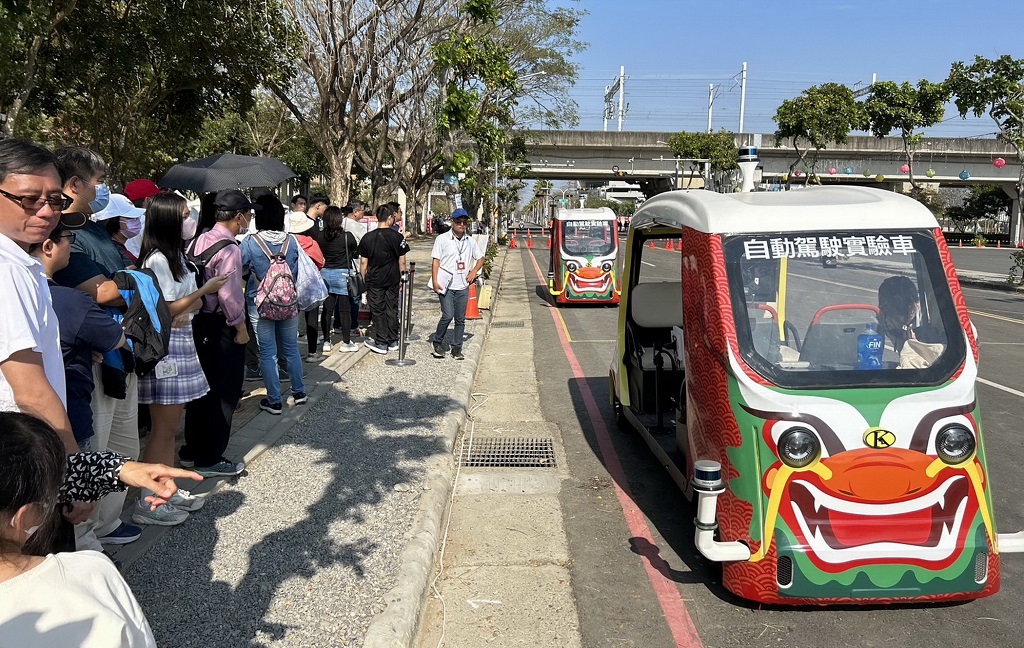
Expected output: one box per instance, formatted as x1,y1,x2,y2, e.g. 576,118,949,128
627,281,684,414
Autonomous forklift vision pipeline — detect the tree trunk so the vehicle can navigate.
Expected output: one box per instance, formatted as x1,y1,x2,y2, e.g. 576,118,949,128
328,145,355,206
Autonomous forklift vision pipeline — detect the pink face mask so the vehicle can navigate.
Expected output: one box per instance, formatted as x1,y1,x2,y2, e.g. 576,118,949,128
181,216,198,240
121,217,143,239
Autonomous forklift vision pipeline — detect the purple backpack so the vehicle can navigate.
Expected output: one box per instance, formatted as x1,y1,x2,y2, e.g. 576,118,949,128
252,235,299,320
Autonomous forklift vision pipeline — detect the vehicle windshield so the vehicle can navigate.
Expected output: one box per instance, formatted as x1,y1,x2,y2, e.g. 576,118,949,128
562,220,615,256
724,230,966,388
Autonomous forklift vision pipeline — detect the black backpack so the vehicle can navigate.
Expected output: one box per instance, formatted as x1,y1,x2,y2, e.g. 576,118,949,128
186,238,238,287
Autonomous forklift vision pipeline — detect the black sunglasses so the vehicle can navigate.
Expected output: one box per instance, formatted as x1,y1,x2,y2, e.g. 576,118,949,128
0,188,74,212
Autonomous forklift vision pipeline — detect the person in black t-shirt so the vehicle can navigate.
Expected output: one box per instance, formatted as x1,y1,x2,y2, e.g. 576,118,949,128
357,204,410,354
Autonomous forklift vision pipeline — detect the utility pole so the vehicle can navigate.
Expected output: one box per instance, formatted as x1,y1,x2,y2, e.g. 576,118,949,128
738,62,748,133
707,84,714,133
603,66,627,132
617,66,626,131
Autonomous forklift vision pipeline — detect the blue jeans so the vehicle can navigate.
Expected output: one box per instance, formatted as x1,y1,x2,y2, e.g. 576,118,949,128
248,298,305,404
433,287,469,348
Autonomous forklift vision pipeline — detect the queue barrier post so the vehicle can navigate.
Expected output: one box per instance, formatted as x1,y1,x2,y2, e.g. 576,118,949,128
386,261,416,367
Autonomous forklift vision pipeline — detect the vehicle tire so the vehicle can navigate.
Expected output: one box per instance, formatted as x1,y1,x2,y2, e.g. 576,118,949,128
613,396,633,434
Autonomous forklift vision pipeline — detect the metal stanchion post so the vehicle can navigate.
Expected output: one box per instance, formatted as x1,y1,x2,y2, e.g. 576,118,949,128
404,262,418,341
386,262,416,366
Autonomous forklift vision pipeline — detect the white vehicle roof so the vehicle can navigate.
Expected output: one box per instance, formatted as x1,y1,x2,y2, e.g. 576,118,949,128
555,207,616,222
630,186,939,234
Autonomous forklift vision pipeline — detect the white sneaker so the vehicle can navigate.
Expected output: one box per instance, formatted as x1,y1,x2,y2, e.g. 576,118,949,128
132,502,189,526
340,342,358,352
169,489,205,512
323,341,333,353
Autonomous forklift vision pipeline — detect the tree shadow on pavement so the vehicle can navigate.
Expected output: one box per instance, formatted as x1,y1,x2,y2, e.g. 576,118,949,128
125,376,455,647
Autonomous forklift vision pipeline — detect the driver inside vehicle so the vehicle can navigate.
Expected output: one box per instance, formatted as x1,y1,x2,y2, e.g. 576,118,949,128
877,275,945,368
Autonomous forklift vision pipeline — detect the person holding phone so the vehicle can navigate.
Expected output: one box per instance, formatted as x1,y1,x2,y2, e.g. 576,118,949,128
181,190,253,479
135,193,229,526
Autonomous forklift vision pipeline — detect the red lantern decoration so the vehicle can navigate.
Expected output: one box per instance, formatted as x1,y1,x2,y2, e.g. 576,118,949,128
900,164,910,173
828,167,837,175
994,157,1006,169
794,170,803,177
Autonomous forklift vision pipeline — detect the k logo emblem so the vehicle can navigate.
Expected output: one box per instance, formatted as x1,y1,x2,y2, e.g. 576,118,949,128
863,427,896,449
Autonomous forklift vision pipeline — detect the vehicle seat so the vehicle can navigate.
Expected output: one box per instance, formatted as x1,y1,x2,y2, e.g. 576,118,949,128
627,282,684,414
799,322,872,368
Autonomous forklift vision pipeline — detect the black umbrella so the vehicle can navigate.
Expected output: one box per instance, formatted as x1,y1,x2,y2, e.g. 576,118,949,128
159,153,296,193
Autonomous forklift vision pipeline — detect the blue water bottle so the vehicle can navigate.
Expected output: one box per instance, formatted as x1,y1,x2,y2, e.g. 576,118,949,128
857,323,884,369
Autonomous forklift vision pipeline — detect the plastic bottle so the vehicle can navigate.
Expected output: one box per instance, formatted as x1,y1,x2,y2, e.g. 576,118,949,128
857,323,884,369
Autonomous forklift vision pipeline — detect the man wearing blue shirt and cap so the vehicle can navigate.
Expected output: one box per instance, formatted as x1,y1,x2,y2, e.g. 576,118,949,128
429,208,484,360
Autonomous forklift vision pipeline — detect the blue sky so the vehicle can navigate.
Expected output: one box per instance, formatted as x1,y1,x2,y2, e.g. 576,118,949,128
562,0,1024,138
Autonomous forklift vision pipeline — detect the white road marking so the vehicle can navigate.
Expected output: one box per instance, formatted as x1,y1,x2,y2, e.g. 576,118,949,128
978,377,1024,399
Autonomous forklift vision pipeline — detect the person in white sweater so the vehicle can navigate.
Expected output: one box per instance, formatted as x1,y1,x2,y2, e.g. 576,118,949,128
0,412,197,647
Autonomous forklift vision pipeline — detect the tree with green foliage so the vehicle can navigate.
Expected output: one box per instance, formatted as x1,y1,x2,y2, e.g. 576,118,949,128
12,0,291,184
0,0,77,137
946,55,1024,242
864,79,949,192
945,184,1011,233
665,130,738,190
772,83,866,187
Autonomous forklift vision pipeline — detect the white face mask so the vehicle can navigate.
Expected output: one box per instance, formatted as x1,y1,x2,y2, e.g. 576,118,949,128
181,215,198,240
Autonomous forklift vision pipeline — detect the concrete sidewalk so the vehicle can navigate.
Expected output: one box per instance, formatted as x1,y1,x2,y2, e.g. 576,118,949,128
116,240,504,647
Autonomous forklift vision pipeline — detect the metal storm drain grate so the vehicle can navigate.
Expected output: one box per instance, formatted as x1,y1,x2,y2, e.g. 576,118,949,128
459,437,557,468
491,320,526,328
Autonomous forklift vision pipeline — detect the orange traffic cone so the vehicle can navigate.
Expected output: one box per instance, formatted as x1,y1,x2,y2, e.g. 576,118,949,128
509,235,517,249
998,240,1002,249
648,240,655,249
527,232,533,248
466,283,482,320
664,240,672,250
958,239,962,247
675,240,681,251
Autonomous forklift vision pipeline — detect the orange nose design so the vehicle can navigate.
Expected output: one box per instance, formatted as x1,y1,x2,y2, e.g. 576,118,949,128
824,448,937,502
576,266,604,279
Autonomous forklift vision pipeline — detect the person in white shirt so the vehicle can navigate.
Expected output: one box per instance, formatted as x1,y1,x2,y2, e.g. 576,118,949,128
135,192,227,526
429,208,484,360
0,139,78,454
0,139,101,528
0,412,158,648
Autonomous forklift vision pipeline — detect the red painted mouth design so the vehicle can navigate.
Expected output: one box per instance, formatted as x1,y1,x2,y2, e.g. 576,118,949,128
568,271,611,295
782,475,976,571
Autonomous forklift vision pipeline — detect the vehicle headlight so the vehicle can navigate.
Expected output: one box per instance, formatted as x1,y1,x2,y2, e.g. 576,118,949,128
777,428,821,469
566,261,579,272
601,261,613,272
935,424,976,465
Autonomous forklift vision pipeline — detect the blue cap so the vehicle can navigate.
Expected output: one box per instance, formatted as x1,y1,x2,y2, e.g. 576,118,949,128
451,208,469,220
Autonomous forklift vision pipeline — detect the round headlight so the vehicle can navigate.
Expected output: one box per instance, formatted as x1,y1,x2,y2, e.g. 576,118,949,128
935,424,976,465
566,261,579,272
602,261,613,272
777,428,821,469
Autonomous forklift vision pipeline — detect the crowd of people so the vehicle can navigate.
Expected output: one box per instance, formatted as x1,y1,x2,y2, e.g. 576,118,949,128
0,136,487,646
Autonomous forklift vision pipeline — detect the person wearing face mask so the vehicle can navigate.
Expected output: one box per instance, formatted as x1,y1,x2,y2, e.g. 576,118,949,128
91,193,145,265
135,193,229,526
51,148,148,550
180,190,254,478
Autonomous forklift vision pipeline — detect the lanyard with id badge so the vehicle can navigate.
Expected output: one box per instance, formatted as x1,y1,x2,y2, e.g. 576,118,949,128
154,356,178,379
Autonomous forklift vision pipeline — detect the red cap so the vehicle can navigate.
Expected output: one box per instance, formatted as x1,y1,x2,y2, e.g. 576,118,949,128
123,179,160,204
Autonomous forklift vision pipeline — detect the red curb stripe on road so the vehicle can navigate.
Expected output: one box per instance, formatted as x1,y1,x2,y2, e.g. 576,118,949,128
525,248,704,648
